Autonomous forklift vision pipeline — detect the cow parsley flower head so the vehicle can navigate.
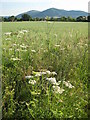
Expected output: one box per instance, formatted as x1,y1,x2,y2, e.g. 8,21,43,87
6,38,11,41
55,44,60,47
5,32,12,36
31,50,36,53
51,72,57,76
22,30,28,33
46,70,51,75
28,80,36,85
11,57,21,61
63,81,74,88
25,75,33,79
53,86,65,94
46,77,57,85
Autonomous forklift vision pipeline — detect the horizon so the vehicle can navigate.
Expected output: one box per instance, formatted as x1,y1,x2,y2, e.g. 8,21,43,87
0,0,89,16
1,8,88,17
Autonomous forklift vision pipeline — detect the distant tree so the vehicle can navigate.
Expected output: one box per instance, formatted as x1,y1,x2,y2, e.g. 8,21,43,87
67,16,72,21
8,16,16,22
45,16,51,21
21,14,32,21
35,17,40,21
50,17,54,21
60,16,67,21
88,16,90,22
67,16,76,22
76,16,87,22
3,17,8,22
0,17,4,22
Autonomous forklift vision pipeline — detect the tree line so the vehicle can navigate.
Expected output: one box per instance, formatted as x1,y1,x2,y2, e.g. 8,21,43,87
1,14,90,22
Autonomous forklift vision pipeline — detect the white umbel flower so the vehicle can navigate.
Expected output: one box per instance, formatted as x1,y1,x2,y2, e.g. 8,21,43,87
25,76,33,79
31,50,36,53
11,57,21,61
28,80,36,85
46,77,57,85
63,81,74,88
53,86,65,94
51,72,57,76
5,32,12,36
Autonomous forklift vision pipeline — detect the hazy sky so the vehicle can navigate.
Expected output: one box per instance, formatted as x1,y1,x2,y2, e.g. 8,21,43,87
0,0,89,16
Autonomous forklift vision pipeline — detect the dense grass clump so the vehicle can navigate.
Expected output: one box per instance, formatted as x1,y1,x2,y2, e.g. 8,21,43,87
2,21,88,119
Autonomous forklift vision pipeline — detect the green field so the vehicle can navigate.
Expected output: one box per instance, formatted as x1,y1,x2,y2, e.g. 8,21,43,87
2,22,88,119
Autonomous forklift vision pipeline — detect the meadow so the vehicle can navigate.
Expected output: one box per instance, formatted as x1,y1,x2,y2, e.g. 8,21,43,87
2,21,88,119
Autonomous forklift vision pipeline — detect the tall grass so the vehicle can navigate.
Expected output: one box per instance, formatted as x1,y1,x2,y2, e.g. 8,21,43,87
2,21,88,119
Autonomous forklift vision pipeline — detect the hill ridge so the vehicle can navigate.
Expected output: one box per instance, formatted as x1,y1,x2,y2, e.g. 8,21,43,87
16,8,88,18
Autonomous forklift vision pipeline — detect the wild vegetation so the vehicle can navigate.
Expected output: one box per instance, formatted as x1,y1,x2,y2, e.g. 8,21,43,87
1,14,90,22
2,21,88,119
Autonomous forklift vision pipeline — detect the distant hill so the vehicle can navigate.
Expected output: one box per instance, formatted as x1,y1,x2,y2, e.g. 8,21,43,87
16,8,88,18
16,10,40,18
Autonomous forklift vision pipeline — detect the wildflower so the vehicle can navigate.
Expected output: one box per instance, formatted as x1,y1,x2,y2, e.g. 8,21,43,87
55,44,60,47
46,77,57,85
60,48,65,51
20,45,27,49
58,81,62,85
19,31,24,34
63,81,74,88
85,44,88,47
58,99,63,103
31,50,36,53
54,34,57,37
25,75,33,79
3,48,6,50
19,30,28,34
15,49,20,52
4,32,12,36
13,44,17,46
11,57,21,61
53,86,65,94
51,72,57,76
6,38,11,41
46,70,51,75
47,21,53,24
9,48,13,51
17,35,22,38
22,30,28,33
34,71,47,76
35,73,42,77
41,72,47,75
28,80,36,85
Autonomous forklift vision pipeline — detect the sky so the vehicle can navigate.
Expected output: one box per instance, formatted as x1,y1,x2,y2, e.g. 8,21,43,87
0,0,89,16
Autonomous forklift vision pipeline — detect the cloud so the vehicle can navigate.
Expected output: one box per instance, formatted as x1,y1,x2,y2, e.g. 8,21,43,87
51,0,88,12
0,0,50,3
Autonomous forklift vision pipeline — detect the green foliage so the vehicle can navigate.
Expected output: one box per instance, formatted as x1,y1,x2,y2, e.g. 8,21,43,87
21,14,32,21
2,22,88,119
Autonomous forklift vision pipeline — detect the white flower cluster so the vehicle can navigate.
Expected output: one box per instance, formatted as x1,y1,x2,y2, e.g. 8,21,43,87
63,81,74,88
19,30,28,34
31,50,36,53
46,70,57,76
46,77,57,85
25,75,33,79
46,77,64,94
6,38,11,41
55,44,60,47
33,70,57,77
11,57,21,61
20,44,28,49
53,86,65,94
28,80,36,85
4,32,12,36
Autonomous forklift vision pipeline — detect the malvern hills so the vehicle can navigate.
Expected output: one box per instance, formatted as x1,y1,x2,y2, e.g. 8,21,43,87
16,8,88,18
